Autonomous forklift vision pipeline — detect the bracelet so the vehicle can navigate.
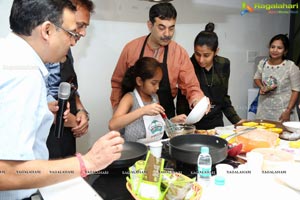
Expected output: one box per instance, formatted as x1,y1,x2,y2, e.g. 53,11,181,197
75,153,87,178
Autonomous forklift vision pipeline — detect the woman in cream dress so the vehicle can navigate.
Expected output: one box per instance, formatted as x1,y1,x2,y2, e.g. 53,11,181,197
254,34,300,122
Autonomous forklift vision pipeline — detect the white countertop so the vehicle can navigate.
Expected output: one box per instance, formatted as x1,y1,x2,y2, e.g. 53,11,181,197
201,172,300,200
39,177,103,200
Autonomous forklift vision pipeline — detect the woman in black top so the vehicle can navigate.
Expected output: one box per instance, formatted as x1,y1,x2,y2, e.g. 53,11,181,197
176,22,244,129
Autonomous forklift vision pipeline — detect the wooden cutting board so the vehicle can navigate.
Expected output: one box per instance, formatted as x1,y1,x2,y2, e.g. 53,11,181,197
236,119,287,132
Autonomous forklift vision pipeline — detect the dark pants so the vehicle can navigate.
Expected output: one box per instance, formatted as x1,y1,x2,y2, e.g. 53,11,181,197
194,113,224,130
46,125,76,158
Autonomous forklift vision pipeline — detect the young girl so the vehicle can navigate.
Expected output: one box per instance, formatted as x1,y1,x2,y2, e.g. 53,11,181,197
109,57,186,143
254,34,300,122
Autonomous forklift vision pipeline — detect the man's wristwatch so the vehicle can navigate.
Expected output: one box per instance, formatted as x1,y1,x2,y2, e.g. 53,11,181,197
76,108,90,120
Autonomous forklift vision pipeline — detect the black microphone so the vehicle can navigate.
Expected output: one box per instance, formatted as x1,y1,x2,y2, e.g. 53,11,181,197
54,82,71,138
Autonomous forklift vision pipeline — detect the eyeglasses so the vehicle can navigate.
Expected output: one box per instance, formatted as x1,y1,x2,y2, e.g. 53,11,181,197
53,24,80,40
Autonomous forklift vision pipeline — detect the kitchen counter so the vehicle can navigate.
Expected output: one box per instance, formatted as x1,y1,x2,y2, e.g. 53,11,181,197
87,141,242,200
87,167,134,200
87,136,300,200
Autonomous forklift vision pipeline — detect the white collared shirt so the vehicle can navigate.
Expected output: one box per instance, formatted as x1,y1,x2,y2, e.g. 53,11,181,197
0,33,54,199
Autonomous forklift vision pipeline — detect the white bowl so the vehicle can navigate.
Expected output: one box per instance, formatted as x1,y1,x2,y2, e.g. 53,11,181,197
283,121,300,133
185,97,209,124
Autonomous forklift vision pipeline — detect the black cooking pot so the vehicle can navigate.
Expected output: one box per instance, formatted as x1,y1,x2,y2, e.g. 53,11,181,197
108,141,147,168
169,134,228,165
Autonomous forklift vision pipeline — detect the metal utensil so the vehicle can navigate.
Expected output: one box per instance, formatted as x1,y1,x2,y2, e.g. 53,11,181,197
161,112,178,133
225,127,257,141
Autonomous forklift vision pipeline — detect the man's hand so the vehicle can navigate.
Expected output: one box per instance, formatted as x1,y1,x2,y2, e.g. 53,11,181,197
72,110,89,137
48,101,70,123
48,101,59,114
83,131,124,172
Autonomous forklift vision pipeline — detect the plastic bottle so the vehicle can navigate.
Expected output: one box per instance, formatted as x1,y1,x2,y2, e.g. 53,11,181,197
197,146,212,188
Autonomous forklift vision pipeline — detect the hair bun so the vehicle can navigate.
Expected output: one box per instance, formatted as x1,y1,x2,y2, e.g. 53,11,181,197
205,22,215,32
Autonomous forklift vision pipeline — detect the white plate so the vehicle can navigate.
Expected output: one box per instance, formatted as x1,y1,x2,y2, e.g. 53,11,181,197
185,97,209,124
283,121,300,132
215,125,235,135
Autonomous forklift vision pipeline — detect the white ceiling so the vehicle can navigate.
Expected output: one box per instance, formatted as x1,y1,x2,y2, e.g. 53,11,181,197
92,0,242,23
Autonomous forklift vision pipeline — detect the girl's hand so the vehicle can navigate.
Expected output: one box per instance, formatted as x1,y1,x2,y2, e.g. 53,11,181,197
142,103,165,116
171,114,187,123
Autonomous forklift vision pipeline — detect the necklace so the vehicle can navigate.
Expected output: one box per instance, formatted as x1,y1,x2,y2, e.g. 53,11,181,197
202,66,214,87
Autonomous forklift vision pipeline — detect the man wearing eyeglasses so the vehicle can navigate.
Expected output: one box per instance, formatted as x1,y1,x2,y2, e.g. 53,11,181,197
0,0,123,199
46,0,94,159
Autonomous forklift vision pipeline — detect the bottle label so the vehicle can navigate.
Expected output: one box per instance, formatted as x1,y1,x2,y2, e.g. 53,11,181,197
198,166,211,178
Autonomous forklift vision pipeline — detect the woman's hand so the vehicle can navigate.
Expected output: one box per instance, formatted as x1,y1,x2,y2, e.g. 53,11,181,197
236,119,247,125
279,109,291,122
259,86,267,95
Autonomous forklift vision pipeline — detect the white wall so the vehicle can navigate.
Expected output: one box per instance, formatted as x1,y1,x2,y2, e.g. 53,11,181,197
73,13,289,153
0,0,11,36
0,0,290,153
